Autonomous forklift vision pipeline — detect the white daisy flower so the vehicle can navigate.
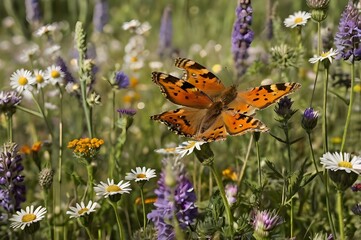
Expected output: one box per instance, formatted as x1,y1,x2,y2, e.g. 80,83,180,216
10,69,34,93
44,44,61,56
122,19,141,31
45,65,64,85
94,178,132,198
154,146,178,156
125,167,156,182
34,23,58,37
175,141,205,158
284,11,311,28
9,205,47,230
309,48,338,64
135,22,151,35
32,69,48,89
66,201,99,219
320,152,361,174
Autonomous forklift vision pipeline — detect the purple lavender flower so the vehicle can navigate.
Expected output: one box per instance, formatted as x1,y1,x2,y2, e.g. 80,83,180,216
0,91,22,116
0,143,26,216
114,71,130,89
25,0,42,24
148,159,198,240
93,0,109,33
231,0,254,78
117,108,136,117
334,0,361,61
158,6,173,57
301,107,319,133
56,57,76,84
251,209,283,239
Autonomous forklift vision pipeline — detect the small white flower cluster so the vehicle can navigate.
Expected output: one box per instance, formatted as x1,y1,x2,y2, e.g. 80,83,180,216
122,20,151,71
9,166,158,231
10,65,64,94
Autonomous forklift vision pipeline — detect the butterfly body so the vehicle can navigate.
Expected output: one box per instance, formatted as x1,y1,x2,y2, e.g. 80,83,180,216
151,58,301,142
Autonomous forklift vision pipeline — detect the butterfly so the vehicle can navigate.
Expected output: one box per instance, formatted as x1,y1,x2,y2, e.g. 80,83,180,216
151,58,301,142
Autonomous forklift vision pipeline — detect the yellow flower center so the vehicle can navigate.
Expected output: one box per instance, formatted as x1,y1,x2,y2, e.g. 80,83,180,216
18,76,28,86
354,84,361,93
131,56,138,62
294,17,303,24
78,208,88,215
22,213,36,222
338,161,352,169
331,137,342,144
36,74,44,83
51,70,60,78
106,185,121,192
136,173,146,179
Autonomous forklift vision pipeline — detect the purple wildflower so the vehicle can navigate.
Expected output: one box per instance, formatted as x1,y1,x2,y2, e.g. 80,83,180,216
148,159,198,240
351,203,361,215
93,0,109,33
25,0,42,24
231,0,254,78
351,183,361,192
251,209,283,239
56,57,76,84
274,96,297,121
117,108,136,117
114,71,130,89
158,6,173,57
225,183,238,206
0,91,22,116
0,143,26,215
334,0,361,61
301,107,319,133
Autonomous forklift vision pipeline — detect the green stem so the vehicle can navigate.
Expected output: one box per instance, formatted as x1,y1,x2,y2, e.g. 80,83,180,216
209,164,233,235
284,123,293,238
84,225,95,240
322,66,329,152
6,114,13,142
80,78,93,138
325,171,336,237
31,92,54,139
58,86,63,183
109,90,116,179
337,190,345,240
237,134,253,186
307,133,322,182
43,190,53,239
255,138,262,187
139,186,147,231
340,61,355,152
110,201,125,240
15,105,43,118
86,163,94,199
310,62,320,107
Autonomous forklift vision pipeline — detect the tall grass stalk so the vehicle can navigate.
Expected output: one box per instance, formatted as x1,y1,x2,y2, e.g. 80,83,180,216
340,61,355,152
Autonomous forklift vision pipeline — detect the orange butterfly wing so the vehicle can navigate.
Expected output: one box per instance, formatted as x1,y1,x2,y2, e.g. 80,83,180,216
151,108,207,138
151,108,269,142
152,72,213,109
175,58,226,97
228,83,301,115
222,111,269,136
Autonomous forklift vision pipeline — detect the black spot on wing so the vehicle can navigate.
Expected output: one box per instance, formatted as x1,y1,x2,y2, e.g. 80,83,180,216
275,83,287,91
